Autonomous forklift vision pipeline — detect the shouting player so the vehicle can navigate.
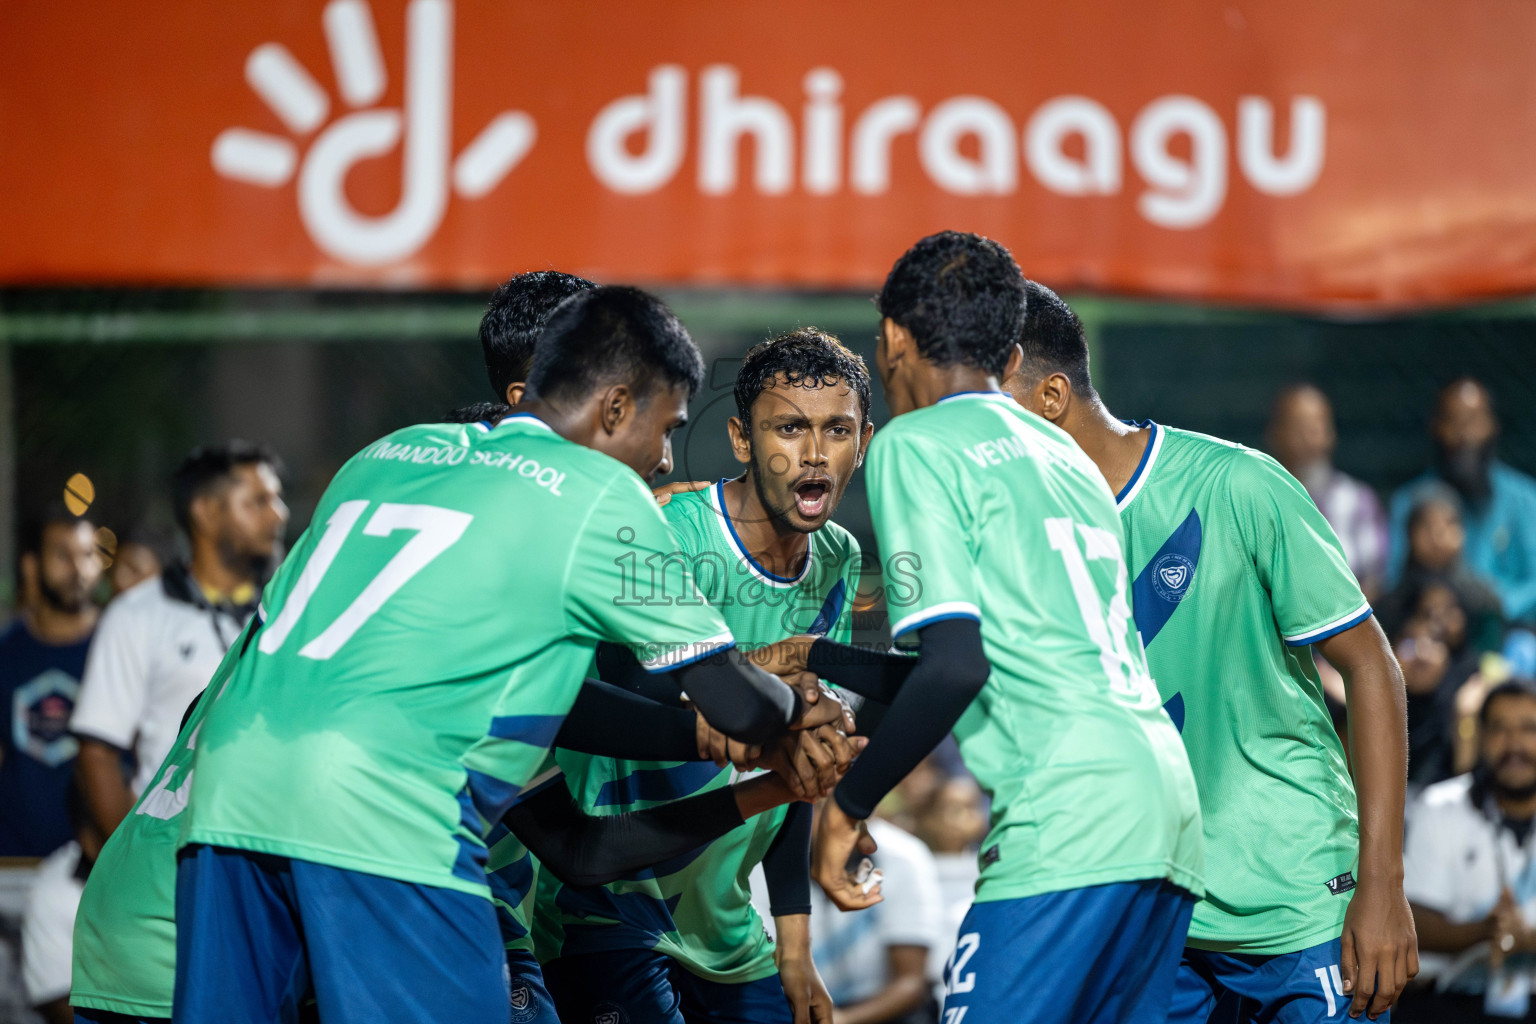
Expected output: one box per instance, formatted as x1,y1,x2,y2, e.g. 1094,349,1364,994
536,328,871,1024
1006,280,1416,1022
169,287,841,1024
803,232,1204,1024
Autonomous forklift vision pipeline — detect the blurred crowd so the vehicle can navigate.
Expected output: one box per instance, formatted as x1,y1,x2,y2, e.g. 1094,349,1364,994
3,376,1536,1022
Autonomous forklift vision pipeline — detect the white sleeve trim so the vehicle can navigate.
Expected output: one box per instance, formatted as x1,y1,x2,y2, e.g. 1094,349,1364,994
891,601,982,640
639,632,737,673
1282,601,1373,646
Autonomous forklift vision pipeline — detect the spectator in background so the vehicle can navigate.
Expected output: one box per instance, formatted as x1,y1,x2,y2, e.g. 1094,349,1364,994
1394,581,1484,791
1,505,102,858
0,505,101,1024
70,442,286,839
1267,383,1389,602
809,803,944,1024
107,530,163,597
1391,379,1536,626
1381,486,1505,653
19,784,103,1024
1400,678,1536,1023
911,775,987,956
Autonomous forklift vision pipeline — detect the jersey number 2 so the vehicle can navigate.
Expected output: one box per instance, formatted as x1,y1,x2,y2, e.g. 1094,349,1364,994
257,500,473,660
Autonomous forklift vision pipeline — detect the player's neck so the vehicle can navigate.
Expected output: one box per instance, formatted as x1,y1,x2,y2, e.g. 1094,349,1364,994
722,475,810,579
902,367,1002,413
24,600,97,646
1067,401,1150,498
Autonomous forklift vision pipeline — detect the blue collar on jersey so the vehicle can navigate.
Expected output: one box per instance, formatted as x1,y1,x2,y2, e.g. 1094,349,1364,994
712,479,812,586
1115,420,1161,508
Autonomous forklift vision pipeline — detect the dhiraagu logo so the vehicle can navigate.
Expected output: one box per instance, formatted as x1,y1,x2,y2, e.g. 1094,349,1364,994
211,0,536,265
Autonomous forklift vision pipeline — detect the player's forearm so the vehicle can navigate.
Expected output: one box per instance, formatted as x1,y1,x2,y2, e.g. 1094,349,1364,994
833,620,988,821
669,649,802,745
761,801,813,917
1322,620,1408,885
773,912,813,966
805,638,914,705
1410,905,1493,954
555,679,700,760
74,738,135,836
505,782,746,888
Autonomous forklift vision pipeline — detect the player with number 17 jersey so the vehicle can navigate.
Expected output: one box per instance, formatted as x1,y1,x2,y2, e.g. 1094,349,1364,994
863,392,1204,1021
180,415,735,892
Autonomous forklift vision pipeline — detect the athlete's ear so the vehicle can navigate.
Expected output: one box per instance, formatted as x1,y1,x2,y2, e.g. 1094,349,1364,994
726,415,752,465
598,383,633,436
1040,372,1073,423
855,420,874,467
504,381,526,408
879,318,914,368
1002,343,1023,382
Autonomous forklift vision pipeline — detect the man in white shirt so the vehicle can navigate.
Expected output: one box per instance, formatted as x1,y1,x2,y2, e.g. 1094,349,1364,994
70,442,287,837
1402,678,1536,1022
809,814,944,1024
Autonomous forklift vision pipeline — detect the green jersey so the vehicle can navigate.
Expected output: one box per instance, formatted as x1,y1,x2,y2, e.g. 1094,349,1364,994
535,481,860,983
865,392,1204,904
486,752,560,954
1117,423,1369,954
70,626,249,1017
180,415,736,898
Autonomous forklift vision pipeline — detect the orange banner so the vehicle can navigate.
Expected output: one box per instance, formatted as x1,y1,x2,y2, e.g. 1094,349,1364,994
4,1,1536,308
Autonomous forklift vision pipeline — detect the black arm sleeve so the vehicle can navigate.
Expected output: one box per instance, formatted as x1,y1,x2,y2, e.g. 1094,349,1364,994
555,680,700,761
833,619,990,820
661,648,802,745
593,643,685,706
761,800,812,918
504,781,747,888
805,638,918,705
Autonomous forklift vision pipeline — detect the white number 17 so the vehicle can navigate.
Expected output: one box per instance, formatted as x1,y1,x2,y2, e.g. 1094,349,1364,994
258,500,473,661
1045,517,1160,707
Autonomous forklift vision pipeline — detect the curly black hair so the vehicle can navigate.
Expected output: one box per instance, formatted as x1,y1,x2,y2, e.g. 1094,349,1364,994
479,270,596,401
877,231,1027,377
733,328,872,434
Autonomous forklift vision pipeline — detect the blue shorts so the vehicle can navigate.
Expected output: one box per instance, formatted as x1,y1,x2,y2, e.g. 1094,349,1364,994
543,948,792,1024
76,1014,170,1024
172,845,507,1024
939,879,1195,1024
1169,938,1389,1024
506,949,560,1024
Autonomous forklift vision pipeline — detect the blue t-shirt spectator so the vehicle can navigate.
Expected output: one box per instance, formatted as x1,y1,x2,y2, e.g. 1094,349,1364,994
1390,461,1536,625
0,619,91,857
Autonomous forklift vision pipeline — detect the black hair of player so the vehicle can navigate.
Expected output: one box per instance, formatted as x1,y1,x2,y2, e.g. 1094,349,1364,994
479,271,597,401
525,286,705,407
19,501,90,559
1018,279,1097,402
442,401,512,426
171,441,283,536
876,230,1027,378
733,328,872,438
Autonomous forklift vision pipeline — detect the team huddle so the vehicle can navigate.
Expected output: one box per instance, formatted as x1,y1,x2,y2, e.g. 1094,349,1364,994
68,232,1419,1024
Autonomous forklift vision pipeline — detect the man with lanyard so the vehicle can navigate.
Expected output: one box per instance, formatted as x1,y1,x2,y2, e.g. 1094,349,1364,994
71,443,287,841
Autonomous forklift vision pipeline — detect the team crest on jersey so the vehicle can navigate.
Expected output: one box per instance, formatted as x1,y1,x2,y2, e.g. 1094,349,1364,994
593,1006,627,1024
1151,552,1196,603
508,984,537,1023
